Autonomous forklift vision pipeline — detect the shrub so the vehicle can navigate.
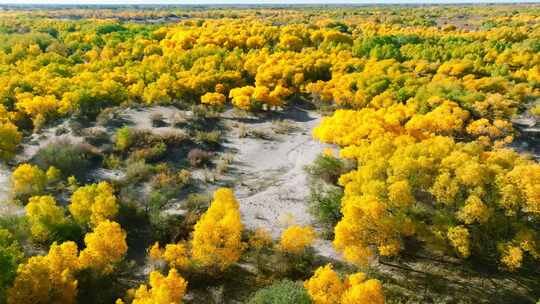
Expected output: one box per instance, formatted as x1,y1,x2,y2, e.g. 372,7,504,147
159,130,188,147
304,154,348,185
115,126,133,152
308,184,343,232
169,112,187,127
194,130,221,146
201,92,226,107
271,119,299,135
150,113,167,127
125,160,154,183
11,164,47,201
187,148,213,167
278,226,316,255
82,128,110,146
32,140,98,179
191,188,244,271
128,142,167,163
248,280,312,304
183,193,211,213
151,169,192,195
0,122,22,161
0,228,23,302
69,181,118,227
25,195,66,242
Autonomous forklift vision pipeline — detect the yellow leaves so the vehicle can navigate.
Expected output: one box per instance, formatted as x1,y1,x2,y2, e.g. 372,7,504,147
229,84,291,110
149,189,245,272
7,242,79,304
191,188,244,270
505,164,540,214
229,86,255,110
447,226,470,258
341,275,384,304
69,181,118,226
387,180,414,207
466,118,512,139
162,244,189,270
0,121,21,161
454,162,486,187
246,35,266,49
457,195,490,224
499,245,523,271
15,94,60,129
200,92,226,107
78,220,127,274
47,242,81,275
130,269,187,304
11,163,47,199
248,228,273,251
472,93,517,119
304,264,344,304
313,106,410,147
148,242,164,262
430,171,460,205
304,264,385,304
404,101,470,139
278,34,303,51
25,195,66,242
278,225,315,255
437,59,473,76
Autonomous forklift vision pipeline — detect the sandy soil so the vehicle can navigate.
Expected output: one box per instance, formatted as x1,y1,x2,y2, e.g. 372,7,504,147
219,107,340,259
0,164,21,216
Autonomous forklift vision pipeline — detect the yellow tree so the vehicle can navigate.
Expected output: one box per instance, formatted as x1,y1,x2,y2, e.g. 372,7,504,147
127,269,187,304
341,273,385,304
147,242,190,270
304,264,385,304
191,188,244,271
200,92,226,107
0,121,21,161
303,264,344,304
7,242,79,304
11,164,47,200
25,195,66,242
69,181,118,226
278,225,316,255
79,220,128,274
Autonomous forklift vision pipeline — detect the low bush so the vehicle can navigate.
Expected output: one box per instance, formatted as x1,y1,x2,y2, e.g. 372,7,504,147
183,193,211,213
32,140,99,179
128,142,167,163
308,184,343,234
271,119,299,135
194,130,221,146
82,128,110,146
248,280,312,304
125,159,154,183
304,154,350,185
150,113,167,127
187,148,213,167
160,130,189,147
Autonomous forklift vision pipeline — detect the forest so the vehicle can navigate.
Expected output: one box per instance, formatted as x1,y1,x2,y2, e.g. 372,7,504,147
0,3,539,304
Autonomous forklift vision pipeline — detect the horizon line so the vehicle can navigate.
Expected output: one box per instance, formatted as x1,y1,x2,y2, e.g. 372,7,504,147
1,0,540,5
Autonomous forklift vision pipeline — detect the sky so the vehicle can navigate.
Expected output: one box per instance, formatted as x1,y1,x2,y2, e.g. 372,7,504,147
1,0,540,4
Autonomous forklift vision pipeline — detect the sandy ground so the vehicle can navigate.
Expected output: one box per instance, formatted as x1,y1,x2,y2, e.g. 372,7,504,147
220,107,340,259
0,164,21,216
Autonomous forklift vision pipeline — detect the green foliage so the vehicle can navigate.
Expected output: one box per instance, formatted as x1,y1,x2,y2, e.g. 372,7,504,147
0,229,23,304
115,126,133,152
308,184,343,231
304,154,348,185
248,280,312,304
32,140,98,179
